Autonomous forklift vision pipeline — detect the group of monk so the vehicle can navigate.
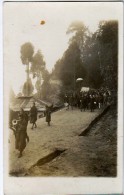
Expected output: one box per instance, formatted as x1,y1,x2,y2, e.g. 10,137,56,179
64,89,112,112
11,102,52,158
10,88,111,158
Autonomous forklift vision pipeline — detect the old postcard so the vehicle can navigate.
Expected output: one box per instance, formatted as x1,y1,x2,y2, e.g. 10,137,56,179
3,1,123,194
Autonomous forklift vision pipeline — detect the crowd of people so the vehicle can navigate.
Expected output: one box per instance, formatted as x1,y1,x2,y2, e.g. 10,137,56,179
10,88,112,158
64,88,112,112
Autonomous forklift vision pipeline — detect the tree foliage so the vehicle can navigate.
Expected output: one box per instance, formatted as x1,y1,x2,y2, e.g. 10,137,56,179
96,20,118,89
52,20,118,92
20,42,34,65
22,78,34,96
40,69,51,99
19,20,118,100
52,21,89,91
30,50,45,78
20,42,34,96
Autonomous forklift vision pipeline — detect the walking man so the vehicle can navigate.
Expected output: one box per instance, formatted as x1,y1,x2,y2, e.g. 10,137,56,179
45,105,51,126
12,108,29,158
30,102,37,129
90,95,95,112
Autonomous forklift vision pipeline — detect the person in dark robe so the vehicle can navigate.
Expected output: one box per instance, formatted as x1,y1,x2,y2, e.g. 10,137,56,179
12,108,29,158
30,102,37,129
80,95,83,112
69,94,74,110
90,95,95,112
45,105,51,126
18,108,29,141
77,94,81,108
86,94,90,110
83,95,88,111
64,94,69,110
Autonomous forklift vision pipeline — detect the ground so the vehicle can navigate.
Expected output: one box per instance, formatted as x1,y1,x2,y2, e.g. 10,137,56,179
9,105,117,177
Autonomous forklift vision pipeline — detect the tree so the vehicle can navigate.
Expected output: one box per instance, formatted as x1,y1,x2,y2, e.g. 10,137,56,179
96,20,118,89
30,50,46,97
20,42,34,96
52,21,89,91
81,33,103,88
22,78,34,96
30,50,45,78
41,69,51,100
52,20,118,94
67,21,90,60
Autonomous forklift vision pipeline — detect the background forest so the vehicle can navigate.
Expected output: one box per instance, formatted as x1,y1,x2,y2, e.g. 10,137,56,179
11,20,118,105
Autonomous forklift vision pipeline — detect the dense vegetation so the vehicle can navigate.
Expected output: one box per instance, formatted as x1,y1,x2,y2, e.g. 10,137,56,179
17,20,118,102
51,20,118,92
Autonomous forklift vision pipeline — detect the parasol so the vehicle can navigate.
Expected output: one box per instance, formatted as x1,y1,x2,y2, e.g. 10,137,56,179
76,78,83,82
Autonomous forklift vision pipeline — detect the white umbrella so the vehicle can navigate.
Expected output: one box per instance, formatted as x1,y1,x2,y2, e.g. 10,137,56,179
76,78,83,82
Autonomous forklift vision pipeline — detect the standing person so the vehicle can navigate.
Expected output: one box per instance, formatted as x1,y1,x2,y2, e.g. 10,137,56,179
83,95,87,111
45,105,51,126
64,94,69,110
74,93,78,108
85,93,89,110
69,94,74,110
80,95,83,112
30,102,37,129
18,108,29,142
90,95,95,112
98,93,103,109
103,92,107,105
12,108,29,158
77,94,81,108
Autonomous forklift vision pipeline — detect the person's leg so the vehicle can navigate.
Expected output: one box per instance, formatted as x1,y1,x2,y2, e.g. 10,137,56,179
34,122,37,128
18,151,22,158
26,132,29,142
31,123,34,129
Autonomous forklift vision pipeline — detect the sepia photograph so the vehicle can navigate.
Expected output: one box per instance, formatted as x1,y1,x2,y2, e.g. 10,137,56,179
3,1,123,194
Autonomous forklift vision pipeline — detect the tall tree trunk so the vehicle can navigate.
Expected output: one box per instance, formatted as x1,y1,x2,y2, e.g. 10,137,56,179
26,59,29,96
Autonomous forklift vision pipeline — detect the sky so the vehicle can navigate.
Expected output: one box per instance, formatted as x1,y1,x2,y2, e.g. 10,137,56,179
4,2,122,95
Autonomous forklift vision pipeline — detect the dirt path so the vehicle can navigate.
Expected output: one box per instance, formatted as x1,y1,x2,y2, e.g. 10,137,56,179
28,105,117,177
9,106,117,177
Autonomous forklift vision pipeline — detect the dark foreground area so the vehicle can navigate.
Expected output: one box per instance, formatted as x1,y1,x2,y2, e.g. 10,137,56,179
85,104,117,176
27,105,117,177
